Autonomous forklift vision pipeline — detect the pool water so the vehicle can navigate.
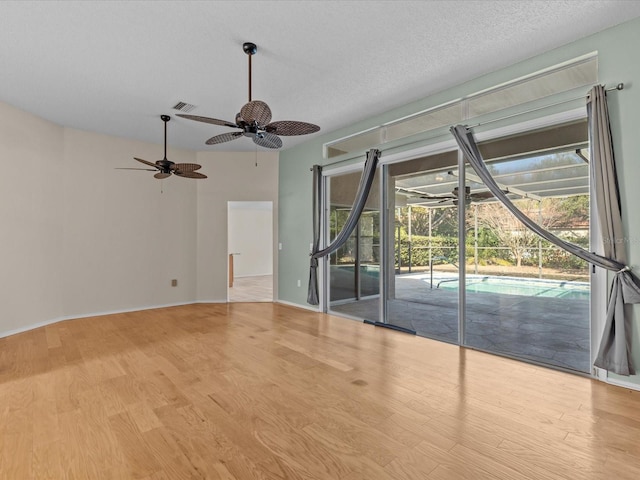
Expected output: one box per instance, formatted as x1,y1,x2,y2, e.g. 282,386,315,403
436,276,589,300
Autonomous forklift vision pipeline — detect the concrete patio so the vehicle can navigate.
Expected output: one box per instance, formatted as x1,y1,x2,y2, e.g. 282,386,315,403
330,273,590,373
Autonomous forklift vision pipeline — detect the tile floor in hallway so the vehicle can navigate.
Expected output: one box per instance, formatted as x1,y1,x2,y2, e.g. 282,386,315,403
229,274,273,302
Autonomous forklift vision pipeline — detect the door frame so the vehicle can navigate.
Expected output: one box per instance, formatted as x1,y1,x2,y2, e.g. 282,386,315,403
227,200,275,303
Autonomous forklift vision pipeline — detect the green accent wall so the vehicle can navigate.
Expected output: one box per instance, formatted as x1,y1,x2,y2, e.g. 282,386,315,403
279,17,640,384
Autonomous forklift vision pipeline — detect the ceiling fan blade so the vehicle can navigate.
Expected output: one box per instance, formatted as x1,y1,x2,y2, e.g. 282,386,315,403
172,163,202,173
134,157,159,168
176,114,238,128
240,100,272,126
265,120,320,136
253,132,283,149
205,131,243,145
420,194,456,200
154,172,171,179
470,191,496,200
116,167,157,171
397,186,450,200
174,171,207,179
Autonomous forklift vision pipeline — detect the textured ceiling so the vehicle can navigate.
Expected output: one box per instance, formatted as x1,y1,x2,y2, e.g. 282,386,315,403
1,1,640,153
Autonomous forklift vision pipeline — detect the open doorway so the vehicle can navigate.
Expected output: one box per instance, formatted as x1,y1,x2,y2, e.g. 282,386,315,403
227,201,273,302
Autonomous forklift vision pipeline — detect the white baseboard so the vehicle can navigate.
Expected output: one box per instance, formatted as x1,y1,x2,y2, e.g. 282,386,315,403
0,300,228,340
0,316,65,340
605,376,640,392
0,299,320,340
276,299,321,312
234,273,273,278
0,302,194,338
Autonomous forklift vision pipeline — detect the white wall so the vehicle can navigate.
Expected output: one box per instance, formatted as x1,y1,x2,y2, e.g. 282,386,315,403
60,128,199,317
0,100,199,336
228,202,273,277
0,101,65,333
196,152,279,302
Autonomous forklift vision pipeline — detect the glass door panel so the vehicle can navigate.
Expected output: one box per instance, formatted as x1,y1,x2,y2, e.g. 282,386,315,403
461,148,591,372
328,170,380,322
384,154,459,342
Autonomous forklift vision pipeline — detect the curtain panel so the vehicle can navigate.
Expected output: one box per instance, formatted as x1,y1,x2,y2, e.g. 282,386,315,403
307,149,381,305
450,86,640,375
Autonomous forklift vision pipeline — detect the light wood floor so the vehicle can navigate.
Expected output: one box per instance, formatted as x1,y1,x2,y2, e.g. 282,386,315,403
1,303,639,479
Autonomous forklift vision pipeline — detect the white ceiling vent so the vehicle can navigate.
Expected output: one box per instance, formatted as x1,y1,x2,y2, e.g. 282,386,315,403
172,101,196,113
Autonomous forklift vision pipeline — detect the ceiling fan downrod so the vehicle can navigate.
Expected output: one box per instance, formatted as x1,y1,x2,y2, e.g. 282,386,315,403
161,114,170,160
243,42,257,102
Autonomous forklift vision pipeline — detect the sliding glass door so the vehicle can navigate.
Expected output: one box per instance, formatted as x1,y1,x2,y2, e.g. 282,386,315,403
324,119,592,373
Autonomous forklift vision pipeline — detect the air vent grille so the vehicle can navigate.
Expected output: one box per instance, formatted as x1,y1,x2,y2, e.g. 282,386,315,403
172,101,196,113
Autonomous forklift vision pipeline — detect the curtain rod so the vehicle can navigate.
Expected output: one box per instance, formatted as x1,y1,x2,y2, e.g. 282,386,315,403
467,83,624,129
314,83,624,171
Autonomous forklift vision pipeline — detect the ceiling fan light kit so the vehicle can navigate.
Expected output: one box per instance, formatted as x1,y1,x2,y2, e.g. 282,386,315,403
177,42,320,149
119,115,207,180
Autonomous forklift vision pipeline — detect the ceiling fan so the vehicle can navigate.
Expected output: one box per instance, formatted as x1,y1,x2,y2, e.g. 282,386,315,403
177,42,320,149
448,186,497,205
118,115,207,179
398,186,500,205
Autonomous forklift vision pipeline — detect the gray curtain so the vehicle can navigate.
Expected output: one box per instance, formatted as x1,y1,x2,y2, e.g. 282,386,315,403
588,85,640,375
307,149,381,305
450,86,640,375
307,164,323,305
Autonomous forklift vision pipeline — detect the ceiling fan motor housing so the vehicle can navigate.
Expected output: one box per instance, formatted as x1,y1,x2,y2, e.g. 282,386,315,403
243,42,257,55
156,159,173,173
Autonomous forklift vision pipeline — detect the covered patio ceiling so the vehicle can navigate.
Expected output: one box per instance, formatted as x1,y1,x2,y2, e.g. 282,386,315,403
395,147,590,208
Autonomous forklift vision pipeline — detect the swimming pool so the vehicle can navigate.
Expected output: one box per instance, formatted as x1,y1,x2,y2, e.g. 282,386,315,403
427,274,589,300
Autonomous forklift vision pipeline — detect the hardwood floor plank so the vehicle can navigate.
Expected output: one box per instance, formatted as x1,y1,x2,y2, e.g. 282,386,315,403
0,432,33,479
300,421,400,479
384,446,442,479
141,426,208,480
496,436,609,478
108,411,161,479
32,440,61,480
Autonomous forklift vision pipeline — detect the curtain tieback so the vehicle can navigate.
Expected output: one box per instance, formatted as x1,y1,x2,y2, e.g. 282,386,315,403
618,265,632,273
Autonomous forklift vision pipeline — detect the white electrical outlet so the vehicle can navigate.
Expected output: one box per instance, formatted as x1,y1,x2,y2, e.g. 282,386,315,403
297,279,301,287
278,243,282,250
